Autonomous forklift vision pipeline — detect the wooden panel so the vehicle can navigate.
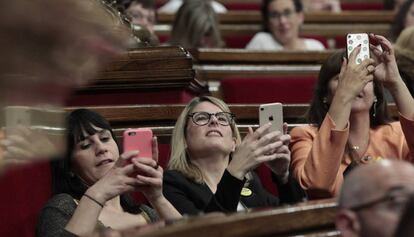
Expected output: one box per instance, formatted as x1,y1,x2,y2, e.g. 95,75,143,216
128,199,338,237
156,0,383,5
77,46,197,91
158,11,394,24
65,104,398,142
155,24,390,39
192,50,331,79
193,49,334,64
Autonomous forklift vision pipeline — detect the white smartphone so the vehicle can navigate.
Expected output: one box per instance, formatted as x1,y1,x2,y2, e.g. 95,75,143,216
4,106,32,128
259,103,283,133
346,33,370,64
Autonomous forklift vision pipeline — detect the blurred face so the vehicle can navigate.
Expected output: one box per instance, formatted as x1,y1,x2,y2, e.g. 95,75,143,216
71,126,119,185
126,3,156,34
185,102,236,159
327,74,376,113
267,0,303,45
404,2,414,29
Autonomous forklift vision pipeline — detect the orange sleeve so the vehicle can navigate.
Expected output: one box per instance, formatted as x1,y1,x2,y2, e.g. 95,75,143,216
289,114,349,198
399,113,414,162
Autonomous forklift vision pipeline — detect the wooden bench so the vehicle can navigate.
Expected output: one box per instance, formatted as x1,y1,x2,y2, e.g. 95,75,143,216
66,103,399,143
155,11,393,48
67,46,205,106
191,49,335,100
156,0,384,11
125,199,339,237
157,11,394,25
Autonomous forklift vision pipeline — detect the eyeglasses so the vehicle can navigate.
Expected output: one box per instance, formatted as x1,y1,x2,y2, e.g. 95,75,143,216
349,186,412,213
268,9,295,21
188,112,235,126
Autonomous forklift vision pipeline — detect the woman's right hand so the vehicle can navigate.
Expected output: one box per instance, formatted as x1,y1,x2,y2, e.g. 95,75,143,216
227,123,288,180
335,46,376,101
85,150,143,205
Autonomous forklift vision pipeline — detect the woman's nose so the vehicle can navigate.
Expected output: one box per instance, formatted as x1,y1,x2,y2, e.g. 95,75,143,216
208,114,219,126
94,140,107,155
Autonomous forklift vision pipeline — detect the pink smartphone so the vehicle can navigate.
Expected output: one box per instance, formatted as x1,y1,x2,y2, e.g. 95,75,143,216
123,128,153,158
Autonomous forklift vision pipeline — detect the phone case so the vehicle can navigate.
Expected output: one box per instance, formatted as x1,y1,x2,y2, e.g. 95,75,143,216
259,103,283,133
123,128,153,158
4,106,32,127
346,33,369,64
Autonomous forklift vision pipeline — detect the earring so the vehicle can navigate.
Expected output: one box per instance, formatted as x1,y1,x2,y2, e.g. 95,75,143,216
372,99,378,118
322,97,328,104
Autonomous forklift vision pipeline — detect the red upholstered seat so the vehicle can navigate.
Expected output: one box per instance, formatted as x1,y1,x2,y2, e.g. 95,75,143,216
0,162,52,237
225,3,261,11
341,2,384,10
66,89,195,106
224,35,255,48
221,75,317,194
221,76,317,104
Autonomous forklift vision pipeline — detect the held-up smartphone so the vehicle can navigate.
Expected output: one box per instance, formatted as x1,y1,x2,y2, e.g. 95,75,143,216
259,103,283,133
4,106,31,127
123,128,153,158
346,33,370,64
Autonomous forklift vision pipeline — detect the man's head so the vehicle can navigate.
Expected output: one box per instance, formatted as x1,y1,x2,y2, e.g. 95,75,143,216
336,160,414,237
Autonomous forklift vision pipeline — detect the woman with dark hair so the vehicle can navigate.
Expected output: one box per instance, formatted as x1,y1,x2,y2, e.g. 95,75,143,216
36,109,180,237
246,0,325,50
289,34,414,199
389,0,414,41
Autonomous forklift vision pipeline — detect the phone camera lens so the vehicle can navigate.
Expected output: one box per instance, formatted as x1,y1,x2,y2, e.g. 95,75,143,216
128,132,136,136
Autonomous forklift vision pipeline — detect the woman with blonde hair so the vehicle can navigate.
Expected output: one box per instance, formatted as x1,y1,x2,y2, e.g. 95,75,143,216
169,0,224,48
163,96,305,215
395,26,414,96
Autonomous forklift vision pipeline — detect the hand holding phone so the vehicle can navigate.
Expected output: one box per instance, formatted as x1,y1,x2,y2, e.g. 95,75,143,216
347,33,370,64
259,103,283,133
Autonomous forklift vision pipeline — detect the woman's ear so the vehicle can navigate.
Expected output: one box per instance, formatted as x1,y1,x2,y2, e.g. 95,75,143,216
231,137,237,152
298,12,304,25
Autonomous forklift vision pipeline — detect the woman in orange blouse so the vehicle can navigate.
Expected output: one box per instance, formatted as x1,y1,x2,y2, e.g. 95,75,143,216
290,34,414,199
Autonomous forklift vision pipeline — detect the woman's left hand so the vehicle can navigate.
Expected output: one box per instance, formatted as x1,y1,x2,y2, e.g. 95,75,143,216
130,137,164,202
369,33,401,88
265,123,291,181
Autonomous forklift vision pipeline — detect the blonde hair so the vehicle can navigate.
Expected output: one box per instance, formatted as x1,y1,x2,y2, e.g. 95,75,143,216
395,26,414,62
168,96,241,183
169,0,224,48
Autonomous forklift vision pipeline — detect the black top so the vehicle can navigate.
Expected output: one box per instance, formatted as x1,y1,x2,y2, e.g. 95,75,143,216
163,169,306,215
36,193,159,237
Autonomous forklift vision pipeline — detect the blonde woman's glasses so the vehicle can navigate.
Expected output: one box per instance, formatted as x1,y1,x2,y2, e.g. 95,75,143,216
188,112,235,126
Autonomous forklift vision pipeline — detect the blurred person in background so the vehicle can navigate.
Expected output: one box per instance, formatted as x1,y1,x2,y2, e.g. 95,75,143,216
158,0,227,14
389,0,414,41
246,0,325,51
169,0,224,48
302,0,341,12
394,26,414,96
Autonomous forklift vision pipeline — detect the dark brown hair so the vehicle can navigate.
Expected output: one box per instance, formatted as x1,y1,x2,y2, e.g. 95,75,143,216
307,50,390,128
